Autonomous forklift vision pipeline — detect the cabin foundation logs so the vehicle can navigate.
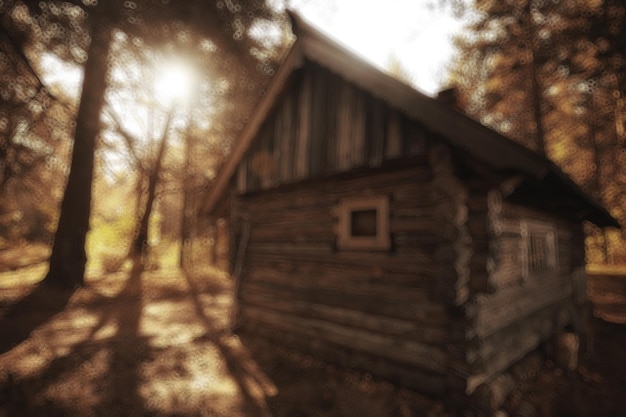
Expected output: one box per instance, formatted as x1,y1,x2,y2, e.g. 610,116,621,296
465,351,546,417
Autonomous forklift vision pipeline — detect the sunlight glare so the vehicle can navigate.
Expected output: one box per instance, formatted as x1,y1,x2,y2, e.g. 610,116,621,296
40,53,83,99
154,61,197,107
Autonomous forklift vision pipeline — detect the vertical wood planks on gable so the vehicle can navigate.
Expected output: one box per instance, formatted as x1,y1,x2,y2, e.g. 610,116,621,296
351,87,366,169
278,87,294,184
336,77,352,172
237,157,247,194
366,97,386,167
309,66,328,177
325,69,340,172
236,61,434,195
403,116,429,156
295,69,312,180
386,109,403,159
260,126,271,188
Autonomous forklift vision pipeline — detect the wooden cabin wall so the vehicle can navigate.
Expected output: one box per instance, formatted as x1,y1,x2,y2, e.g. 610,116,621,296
232,164,449,394
224,54,594,409
463,190,581,393
237,60,428,194
427,144,475,406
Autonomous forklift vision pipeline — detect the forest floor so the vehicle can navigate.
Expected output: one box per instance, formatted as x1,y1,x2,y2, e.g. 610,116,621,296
0,244,626,417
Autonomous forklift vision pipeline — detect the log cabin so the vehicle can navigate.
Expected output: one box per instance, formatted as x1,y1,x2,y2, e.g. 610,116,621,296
201,11,619,414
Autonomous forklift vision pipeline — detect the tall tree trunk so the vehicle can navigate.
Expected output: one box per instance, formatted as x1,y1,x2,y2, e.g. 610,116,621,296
45,23,112,288
589,94,610,264
525,0,547,156
179,126,195,269
179,178,192,269
131,112,173,262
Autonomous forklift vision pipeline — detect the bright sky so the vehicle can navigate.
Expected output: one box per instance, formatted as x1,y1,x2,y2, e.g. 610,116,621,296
40,52,83,99
37,1,464,180
291,0,465,95
41,2,464,99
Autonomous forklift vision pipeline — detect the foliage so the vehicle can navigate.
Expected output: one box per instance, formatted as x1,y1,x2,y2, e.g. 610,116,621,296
0,9,75,245
0,164,62,243
0,0,290,286
86,210,135,273
451,0,626,265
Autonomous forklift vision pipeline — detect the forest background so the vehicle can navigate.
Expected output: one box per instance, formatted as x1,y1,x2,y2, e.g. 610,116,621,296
1,0,625,288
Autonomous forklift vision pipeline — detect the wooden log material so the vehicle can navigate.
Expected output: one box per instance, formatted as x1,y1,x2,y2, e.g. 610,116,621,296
237,62,431,193
458,191,584,394
218,37,600,416
242,324,447,395
234,163,449,388
429,143,471,307
242,306,447,373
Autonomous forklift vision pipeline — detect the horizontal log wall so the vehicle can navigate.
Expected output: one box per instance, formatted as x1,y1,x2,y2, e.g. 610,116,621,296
233,164,448,394
237,60,430,194
464,192,581,394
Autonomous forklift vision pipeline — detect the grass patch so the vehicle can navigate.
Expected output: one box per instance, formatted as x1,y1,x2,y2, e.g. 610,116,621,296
0,243,49,273
586,264,626,276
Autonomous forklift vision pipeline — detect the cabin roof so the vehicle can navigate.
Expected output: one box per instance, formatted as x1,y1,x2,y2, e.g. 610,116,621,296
201,11,619,228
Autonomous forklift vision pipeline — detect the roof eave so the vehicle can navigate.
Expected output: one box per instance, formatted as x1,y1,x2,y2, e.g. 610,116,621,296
201,11,620,230
291,12,551,180
544,168,621,229
200,36,304,214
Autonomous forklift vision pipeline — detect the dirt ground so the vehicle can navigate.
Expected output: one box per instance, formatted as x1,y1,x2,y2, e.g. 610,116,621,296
0,248,446,417
1,246,626,417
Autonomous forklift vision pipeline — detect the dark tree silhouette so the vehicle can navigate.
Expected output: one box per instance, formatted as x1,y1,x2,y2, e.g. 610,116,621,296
131,111,173,262
0,15,73,243
45,20,112,287
3,1,286,287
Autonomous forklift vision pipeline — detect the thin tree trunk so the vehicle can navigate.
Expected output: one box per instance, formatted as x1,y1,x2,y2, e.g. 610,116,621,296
179,186,193,269
525,0,547,156
45,23,112,288
131,111,173,262
179,128,191,269
179,126,197,270
589,94,610,264
208,224,217,266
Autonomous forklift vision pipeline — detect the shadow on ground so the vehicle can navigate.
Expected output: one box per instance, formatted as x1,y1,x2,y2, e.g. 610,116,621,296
2,266,626,417
0,259,147,416
0,261,450,417
0,262,288,416
0,282,73,355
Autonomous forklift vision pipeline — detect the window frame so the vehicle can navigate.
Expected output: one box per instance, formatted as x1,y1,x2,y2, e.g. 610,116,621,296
521,219,559,278
336,196,391,251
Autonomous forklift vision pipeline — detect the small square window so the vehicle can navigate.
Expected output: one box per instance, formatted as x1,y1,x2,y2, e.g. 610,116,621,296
351,209,377,237
337,196,390,250
521,220,558,277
